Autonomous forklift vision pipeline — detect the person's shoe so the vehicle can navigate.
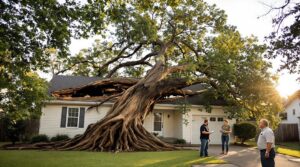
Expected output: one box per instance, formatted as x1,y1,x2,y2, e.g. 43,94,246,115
220,152,224,155
205,155,209,157
225,152,228,155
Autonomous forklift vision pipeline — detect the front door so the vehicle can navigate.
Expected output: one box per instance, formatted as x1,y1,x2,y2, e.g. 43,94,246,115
153,112,163,136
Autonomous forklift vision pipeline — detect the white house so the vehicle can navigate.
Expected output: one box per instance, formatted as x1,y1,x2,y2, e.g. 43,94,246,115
281,90,300,139
39,75,236,144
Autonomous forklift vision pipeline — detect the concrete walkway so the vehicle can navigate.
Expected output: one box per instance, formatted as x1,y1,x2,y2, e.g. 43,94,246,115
186,145,300,167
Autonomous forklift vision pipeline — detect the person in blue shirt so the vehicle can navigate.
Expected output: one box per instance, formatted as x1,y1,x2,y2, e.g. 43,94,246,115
200,119,213,157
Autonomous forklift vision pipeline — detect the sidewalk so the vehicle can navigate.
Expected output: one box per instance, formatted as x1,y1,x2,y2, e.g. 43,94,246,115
184,145,300,167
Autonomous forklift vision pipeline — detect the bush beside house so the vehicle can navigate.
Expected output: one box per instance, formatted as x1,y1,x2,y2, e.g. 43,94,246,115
234,123,256,144
31,134,49,143
175,139,186,144
50,134,70,142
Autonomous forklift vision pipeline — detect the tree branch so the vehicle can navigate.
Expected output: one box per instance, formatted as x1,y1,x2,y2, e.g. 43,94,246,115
55,59,99,75
105,52,158,78
97,42,145,75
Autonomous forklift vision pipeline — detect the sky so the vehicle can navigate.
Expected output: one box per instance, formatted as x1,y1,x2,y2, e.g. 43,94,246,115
41,0,300,98
203,0,300,98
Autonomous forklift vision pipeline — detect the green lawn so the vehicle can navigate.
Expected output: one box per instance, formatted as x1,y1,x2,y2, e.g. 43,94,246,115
276,142,300,158
244,141,300,158
277,142,300,150
0,150,226,167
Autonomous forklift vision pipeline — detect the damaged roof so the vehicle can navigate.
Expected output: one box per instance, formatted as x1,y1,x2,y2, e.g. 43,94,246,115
49,75,227,106
49,75,102,93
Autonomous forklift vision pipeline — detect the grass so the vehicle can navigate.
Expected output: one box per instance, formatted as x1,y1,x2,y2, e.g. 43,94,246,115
242,140,300,158
0,150,226,167
276,142,300,158
243,140,257,147
277,142,300,150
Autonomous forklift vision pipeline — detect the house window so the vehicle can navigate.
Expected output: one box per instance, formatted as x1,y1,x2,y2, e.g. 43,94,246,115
67,108,79,127
280,112,287,120
154,113,162,131
210,117,216,122
217,117,224,122
293,109,296,115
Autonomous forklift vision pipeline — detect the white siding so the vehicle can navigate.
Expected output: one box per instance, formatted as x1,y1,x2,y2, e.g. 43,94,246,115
282,98,300,140
39,101,235,144
39,103,183,139
282,98,300,124
39,104,110,137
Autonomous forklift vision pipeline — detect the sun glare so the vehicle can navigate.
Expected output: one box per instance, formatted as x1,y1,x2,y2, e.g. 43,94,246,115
276,74,300,98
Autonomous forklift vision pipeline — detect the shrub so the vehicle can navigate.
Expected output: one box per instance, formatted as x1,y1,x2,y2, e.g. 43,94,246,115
31,134,49,143
175,138,186,144
152,132,159,137
50,134,70,142
234,123,257,144
1,116,26,145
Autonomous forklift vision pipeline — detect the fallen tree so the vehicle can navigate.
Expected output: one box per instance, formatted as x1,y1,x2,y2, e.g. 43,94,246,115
54,63,203,151
28,0,282,152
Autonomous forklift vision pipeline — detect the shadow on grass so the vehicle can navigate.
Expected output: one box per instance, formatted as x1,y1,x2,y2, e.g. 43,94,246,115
140,155,226,167
0,149,226,167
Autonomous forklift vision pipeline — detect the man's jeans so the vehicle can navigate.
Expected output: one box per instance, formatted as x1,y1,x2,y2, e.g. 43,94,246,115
260,148,276,167
200,138,208,157
221,135,229,152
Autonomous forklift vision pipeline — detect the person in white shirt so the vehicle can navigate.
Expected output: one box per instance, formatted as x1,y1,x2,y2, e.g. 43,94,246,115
257,119,276,167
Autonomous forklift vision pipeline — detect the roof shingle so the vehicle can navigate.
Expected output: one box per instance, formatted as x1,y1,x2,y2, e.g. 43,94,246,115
49,75,226,106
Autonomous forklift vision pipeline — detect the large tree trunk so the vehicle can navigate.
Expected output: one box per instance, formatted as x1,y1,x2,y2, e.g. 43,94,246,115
54,63,178,152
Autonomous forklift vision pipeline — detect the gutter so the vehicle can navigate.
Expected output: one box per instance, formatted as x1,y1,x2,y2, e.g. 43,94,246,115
44,100,224,109
44,100,114,107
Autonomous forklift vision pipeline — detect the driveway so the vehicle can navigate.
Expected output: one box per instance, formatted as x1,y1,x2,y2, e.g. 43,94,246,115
185,145,300,167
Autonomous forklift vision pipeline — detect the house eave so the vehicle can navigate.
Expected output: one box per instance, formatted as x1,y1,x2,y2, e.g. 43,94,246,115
44,100,114,107
44,100,224,109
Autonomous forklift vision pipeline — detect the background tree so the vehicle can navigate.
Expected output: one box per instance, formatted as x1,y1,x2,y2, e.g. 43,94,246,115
0,0,105,121
40,0,282,152
1,116,26,145
264,0,300,74
0,72,48,144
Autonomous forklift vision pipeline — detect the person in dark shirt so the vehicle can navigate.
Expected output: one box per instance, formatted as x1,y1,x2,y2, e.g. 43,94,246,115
200,119,212,157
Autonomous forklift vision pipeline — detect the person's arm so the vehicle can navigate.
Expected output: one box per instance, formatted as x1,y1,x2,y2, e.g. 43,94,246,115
220,125,224,133
201,126,211,134
265,143,272,158
265,130,274,158
226,126,232,134
202,131,210,134
221,126,231,134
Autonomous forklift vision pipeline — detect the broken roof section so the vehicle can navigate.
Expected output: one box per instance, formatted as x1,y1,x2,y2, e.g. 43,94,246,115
49,75,227,106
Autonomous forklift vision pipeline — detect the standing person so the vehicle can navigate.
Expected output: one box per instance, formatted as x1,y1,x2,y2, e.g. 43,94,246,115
220,119,231,155
200,119,213,157
257,119,276,167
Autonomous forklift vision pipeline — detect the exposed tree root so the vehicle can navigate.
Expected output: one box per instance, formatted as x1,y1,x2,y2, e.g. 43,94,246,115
27,62,208,152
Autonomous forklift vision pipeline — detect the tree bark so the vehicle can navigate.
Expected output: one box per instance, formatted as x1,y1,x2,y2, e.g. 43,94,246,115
53,62,181,151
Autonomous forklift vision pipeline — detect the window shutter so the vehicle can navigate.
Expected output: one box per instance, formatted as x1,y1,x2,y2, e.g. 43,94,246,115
79,107,85,128
60,107,67,128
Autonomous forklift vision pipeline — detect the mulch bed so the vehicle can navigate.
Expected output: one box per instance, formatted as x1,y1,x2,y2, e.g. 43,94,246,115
1,142,54,150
